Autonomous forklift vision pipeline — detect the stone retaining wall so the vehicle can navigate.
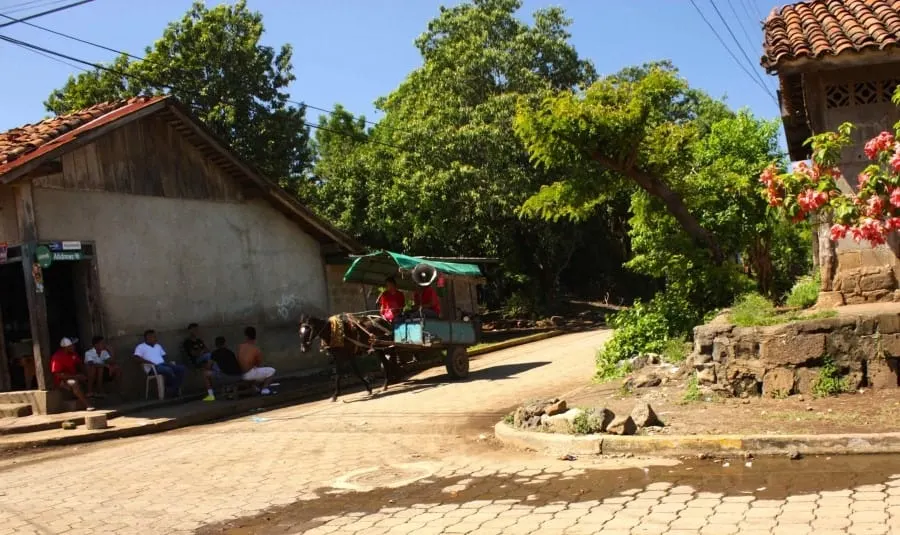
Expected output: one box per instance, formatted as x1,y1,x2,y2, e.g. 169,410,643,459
686,313,900,397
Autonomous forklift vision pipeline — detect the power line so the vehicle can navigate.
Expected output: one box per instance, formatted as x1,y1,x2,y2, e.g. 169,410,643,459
0,0,92,29
2,0,76,16
706,0,776,101
0,33,411,153
688,0,778,105
726,0,761,60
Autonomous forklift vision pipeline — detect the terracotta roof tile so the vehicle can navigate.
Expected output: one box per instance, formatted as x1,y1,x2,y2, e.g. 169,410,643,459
762,0,900,70
0,96,162,171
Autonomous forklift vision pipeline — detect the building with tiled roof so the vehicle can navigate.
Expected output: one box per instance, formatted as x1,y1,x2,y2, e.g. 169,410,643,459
0,96,361,411
762,0,900,306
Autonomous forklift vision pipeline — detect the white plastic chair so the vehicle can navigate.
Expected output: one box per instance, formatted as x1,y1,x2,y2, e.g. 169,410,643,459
145,364,166,400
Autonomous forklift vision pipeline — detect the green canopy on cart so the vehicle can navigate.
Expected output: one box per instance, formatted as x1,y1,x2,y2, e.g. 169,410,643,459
343,250,483,289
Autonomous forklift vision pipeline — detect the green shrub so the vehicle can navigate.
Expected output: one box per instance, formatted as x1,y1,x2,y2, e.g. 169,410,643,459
662,338,690,363
812,357,848,398
730,292,778,326
682,373,701,402
785,274,820,309
571,409,606,435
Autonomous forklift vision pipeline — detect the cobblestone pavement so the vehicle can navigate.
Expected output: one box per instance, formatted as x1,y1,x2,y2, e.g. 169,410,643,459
3,329,900,534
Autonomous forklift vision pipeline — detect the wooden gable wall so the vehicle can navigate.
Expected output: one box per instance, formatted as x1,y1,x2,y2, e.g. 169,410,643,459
33,114,244,203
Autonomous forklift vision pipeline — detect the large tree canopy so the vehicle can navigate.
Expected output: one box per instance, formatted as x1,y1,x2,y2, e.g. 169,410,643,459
44,0,310,183
308,0,628,309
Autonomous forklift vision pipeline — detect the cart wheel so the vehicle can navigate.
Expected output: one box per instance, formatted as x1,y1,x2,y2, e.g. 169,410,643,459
445,346,469,379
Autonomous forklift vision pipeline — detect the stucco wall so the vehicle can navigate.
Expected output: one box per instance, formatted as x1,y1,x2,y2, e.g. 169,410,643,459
32,187,332,390
0,186,18,243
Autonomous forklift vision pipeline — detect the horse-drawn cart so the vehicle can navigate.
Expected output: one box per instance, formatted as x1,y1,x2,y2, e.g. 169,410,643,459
341,250,484,379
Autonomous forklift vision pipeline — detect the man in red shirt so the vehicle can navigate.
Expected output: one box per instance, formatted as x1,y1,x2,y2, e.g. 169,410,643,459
414,284,442,318
50,338,94,411
376,277,405,324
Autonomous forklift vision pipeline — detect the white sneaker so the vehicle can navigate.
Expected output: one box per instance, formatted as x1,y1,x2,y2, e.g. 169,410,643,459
260,388,271,395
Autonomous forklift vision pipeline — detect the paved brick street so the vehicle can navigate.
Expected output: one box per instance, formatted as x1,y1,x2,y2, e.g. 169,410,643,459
2,329,900,534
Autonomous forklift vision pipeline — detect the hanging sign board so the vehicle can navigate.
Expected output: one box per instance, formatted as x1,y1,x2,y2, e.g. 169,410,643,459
0,242,7,264
47,241,81,252
32,262,44,294
35,245,52,269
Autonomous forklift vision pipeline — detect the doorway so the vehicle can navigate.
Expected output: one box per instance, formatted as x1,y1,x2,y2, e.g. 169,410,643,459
1,262,33,390
43,260,93,355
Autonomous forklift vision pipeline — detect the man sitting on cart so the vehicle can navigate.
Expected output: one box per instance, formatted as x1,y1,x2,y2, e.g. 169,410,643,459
377,277,405,325
414,283,441,319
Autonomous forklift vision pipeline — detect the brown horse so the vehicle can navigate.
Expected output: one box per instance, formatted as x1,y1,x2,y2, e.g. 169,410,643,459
298,314,397,402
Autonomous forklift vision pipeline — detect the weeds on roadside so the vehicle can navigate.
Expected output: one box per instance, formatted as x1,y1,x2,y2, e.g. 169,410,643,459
812,357,849,398
571,409,605,435
682,373,702,403
662,338,690,363
730,292,836,327
785,274,820,309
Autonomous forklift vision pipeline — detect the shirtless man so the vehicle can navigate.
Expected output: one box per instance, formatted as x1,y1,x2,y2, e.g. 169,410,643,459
238,326,276,395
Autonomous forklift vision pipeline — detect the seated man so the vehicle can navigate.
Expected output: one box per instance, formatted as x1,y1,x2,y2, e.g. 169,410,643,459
238,326,276,395
414,283,442,319
84,335,121,398
183,323,218,402
376,277,405,325
50,338,94,411
134,329,186,396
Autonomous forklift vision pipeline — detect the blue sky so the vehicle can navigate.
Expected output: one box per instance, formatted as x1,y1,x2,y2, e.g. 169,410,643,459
0,0,782,135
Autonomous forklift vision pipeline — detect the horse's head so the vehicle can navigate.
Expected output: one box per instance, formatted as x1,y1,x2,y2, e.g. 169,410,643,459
298,314,322,353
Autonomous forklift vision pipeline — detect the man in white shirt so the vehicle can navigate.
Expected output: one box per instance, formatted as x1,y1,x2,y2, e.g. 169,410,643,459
134,329,186,394
84,335,121,398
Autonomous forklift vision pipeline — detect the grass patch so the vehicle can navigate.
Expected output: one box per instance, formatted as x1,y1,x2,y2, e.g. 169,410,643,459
729,292,836,327
785,274,820,309
812,357,849,398
682,373,702,403
595,351,629,383
662,338,690,363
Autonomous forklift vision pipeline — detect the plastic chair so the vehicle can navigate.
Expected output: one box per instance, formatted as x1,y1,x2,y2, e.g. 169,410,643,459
145,364,166,400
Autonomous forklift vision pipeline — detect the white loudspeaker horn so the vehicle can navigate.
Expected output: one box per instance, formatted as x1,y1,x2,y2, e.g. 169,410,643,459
412,263,438,287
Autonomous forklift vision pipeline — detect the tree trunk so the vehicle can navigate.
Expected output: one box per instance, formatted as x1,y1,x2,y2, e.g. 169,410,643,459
592,154,724,264
818,213,837,291
748,236,774,297
811,213,820,271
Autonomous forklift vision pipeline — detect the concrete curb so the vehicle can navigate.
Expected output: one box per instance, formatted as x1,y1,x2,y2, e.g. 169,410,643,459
469,330,564,357
494,421,900,457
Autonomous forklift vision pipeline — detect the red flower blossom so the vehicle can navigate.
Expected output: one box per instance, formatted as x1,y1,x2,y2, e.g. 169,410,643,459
890,187,900,208
830,224,849,241
864,131,896,160
858,172,871,190
867,195,886,217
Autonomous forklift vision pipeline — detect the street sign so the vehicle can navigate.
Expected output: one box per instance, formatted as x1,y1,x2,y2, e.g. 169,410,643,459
35,245,52,268
48,241,81,252
52,251,83,262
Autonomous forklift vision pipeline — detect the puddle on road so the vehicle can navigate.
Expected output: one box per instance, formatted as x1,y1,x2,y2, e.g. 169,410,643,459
198,454,900,534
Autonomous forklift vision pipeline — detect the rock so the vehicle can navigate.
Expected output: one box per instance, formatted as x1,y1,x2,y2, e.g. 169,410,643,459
877,314,900,334
84,414,107,430
788,449,802,460
590,407,616,433
61,420,77,430
628,369,662,389
630,401,664,428
760,334,826,367
630,354,649,371
693,352,713,366
863,289,891,302
762,368,794,398
645,353,661,365
525,415,541,429
522,398,554,419
544,400,567,416
545,408,584,433
867,358,899,389
696,366,716,385
513,407,526,428
794,368,820,396
816,291,844,309
712,337,732,362
859,267,896,292
549,315,564,327
606,415,637,436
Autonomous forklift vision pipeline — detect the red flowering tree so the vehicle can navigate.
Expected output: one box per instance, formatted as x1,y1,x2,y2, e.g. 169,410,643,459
762,123,900,247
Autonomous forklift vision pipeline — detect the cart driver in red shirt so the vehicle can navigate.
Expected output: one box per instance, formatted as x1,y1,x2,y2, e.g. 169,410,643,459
414,284,441,319
377,277,406,324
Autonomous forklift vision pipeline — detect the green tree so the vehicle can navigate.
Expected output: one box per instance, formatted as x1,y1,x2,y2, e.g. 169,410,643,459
310,0,609,309
44,0,310,183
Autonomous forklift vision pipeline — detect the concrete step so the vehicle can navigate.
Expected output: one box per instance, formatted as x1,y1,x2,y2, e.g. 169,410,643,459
0,403,33,418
